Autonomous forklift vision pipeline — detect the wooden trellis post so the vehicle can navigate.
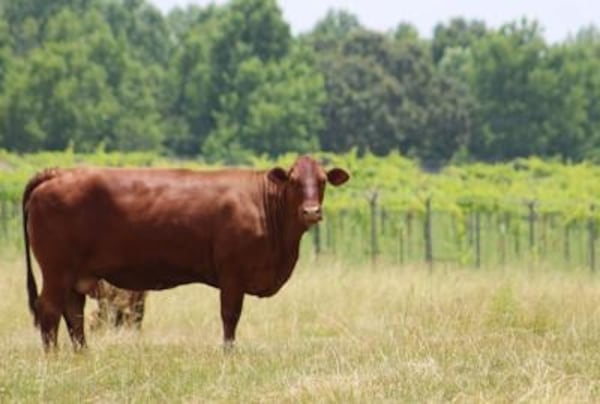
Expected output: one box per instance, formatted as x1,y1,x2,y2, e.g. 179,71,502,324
528,201,537,253
499,212,509,267
406,212,413,262
313,223,321,257
424,196,433,270
589,204,596,272
0,199,7,238
475,210,481,268
369,191,379,266
398,215,405,265
564,223,571,265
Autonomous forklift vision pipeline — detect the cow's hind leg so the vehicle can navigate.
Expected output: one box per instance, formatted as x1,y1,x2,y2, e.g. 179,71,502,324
36,281,65,352
63,290,87,351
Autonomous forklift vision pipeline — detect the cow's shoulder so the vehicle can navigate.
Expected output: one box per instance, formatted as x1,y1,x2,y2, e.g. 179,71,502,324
216,186,265,237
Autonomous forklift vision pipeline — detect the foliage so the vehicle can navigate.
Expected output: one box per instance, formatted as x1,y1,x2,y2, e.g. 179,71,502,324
203,44,325,162
0,1,598,163
2,150,600,219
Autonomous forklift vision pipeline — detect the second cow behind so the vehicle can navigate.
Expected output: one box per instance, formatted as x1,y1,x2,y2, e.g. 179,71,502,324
88,280,147,331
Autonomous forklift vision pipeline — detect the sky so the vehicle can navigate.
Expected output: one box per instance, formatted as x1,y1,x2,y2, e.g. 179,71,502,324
149,0,598,43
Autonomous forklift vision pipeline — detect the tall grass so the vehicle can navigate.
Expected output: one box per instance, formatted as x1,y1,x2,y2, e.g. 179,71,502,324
1,254,600,402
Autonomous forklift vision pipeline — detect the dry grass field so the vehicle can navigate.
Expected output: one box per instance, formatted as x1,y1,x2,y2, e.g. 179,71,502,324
1,251,600,402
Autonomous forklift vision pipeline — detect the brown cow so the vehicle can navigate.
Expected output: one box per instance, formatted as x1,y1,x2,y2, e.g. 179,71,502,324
23,156,349,351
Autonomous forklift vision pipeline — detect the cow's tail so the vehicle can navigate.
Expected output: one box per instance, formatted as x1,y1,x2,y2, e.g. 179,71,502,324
22,169,59,327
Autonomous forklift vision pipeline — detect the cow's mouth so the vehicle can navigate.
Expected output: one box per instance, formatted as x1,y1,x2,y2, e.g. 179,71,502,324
301,205,322,226
301,213,322,227
303,215,322,226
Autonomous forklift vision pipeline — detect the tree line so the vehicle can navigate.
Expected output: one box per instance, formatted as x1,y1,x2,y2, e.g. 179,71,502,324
0,0,599,165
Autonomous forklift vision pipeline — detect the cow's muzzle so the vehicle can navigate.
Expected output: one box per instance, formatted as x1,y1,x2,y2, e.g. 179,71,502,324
301,205,322,224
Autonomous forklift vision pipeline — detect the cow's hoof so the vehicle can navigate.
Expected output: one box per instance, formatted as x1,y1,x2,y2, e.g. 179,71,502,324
223,340,235,353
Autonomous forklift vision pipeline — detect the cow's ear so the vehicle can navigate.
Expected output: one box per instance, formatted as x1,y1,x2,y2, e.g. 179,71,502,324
267,167,289,184
327,168,349,186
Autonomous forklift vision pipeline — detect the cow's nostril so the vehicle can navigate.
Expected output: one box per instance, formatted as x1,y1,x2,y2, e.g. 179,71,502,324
303,206,321,216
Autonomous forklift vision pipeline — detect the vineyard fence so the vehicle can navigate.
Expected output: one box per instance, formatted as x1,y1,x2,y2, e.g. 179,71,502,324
1,196,598,271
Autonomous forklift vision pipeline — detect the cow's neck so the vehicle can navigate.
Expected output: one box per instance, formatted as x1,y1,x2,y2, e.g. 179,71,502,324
262,178,306,271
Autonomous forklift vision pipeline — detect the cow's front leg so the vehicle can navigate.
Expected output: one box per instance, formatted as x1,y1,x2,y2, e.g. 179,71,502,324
220,285,244,350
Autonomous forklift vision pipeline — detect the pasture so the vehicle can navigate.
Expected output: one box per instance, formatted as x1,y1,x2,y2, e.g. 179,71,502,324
1,251,600,402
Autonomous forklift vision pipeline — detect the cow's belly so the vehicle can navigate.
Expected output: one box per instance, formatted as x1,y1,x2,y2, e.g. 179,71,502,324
101,266,215,291
84,235,218,291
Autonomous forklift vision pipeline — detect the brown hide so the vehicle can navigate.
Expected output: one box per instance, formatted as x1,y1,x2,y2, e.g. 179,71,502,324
23,155,349,350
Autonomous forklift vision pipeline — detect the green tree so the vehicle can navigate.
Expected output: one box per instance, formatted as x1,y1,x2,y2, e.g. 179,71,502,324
167,0,319,160
432,18,487,64
0,16,12,88
0,8,164,152
467,20,568,160
166,4,218,45
394,22,420,42
209,0,291,101
102,0,171,67
0,10,117,151
0,0,100,53
318,53,404,155
203,45,325,162
305,9,362,52
312,27,473,163
163,11,217,155
111,62,165,151
548,27,600,160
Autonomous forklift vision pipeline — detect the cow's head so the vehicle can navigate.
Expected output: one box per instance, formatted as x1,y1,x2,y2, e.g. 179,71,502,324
267,155,349,227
